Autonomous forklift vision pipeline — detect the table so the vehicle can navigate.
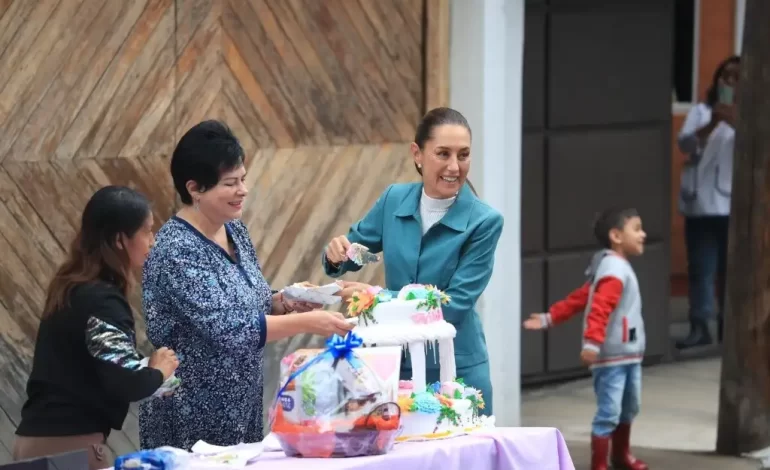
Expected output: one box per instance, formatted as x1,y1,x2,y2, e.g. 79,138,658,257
261,427,574,470
109,427,575,470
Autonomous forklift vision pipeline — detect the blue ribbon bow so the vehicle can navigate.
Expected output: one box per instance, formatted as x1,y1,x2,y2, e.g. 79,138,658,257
274,332,364,402
326,332,364,360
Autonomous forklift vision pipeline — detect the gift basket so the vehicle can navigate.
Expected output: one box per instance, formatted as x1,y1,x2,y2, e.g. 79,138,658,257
269,333,401,458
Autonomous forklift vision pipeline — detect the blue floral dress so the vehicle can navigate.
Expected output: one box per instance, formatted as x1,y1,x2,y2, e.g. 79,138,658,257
138,217,272,450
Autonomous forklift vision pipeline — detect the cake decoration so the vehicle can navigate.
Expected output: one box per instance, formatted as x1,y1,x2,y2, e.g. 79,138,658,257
440,381,464,398
344,283,495,442
346,286,392,325
346,243,380,266
400,284,451,308
412,392,442,414
397,395,415,412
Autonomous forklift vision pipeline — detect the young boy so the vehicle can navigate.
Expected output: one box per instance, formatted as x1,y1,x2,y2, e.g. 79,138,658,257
523,207,648,470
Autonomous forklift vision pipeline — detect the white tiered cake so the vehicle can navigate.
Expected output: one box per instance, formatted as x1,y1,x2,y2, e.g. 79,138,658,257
346,284,493,441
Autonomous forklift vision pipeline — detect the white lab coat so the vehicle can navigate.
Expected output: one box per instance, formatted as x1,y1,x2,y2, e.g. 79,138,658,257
677,103,735,216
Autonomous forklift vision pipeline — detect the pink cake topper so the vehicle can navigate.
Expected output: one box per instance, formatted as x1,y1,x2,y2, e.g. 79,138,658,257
410,309,444,324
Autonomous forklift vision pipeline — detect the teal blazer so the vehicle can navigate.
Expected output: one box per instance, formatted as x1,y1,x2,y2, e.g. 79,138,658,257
322,182,504,370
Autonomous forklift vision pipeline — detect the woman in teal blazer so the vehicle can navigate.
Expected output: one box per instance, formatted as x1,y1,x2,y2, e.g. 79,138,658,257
322,108,503,415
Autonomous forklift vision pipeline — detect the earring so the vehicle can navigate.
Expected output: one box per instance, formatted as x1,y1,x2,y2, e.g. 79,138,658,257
194,198,200,211
417,164,422,169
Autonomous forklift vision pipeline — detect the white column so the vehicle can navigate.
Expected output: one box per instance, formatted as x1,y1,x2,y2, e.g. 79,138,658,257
735,0,746,54
408,342,427,393
438,337,457,383
449,0,524,426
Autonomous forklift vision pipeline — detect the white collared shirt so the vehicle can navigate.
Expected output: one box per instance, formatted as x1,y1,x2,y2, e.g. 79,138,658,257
677,103,735,216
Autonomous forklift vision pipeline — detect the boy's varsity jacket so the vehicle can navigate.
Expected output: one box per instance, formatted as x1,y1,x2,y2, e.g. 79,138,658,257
539,249,646,368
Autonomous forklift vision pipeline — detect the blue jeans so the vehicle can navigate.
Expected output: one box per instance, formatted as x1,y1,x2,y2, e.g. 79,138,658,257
592,363,642,437
685,216,729,322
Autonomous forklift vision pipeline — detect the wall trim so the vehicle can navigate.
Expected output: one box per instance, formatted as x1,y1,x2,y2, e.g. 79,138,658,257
735,0,745,54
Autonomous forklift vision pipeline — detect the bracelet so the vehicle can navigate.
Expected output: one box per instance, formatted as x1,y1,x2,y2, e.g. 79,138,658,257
279,292,294,314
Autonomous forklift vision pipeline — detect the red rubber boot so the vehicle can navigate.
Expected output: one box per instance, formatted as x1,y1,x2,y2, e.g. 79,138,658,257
611,422,648,470
591,434,610,470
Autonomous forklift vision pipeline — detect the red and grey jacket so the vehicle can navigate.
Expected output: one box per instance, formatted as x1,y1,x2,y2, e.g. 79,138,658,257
539,249,645,368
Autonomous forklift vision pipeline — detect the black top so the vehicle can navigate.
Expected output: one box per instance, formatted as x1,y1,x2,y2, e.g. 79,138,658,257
16,282,163,438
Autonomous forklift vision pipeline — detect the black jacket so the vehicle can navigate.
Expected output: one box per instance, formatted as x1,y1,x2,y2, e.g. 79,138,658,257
16,282,163,438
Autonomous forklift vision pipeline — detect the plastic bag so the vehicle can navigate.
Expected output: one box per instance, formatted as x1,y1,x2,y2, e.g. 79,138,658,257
114,449,188,469
269,333,401,458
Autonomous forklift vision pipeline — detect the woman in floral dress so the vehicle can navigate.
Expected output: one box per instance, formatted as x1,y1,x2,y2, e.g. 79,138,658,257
139,120,353,450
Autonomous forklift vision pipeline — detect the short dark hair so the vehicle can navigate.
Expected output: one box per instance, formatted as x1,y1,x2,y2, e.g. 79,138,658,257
593,207,640,248
171,120,245,205
43,186,151,318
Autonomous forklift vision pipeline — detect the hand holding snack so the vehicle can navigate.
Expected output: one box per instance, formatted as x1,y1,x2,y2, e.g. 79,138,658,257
283,282,322,312
149,347,179,380
326,236,352,265
337,281,374,301
284,299,322,313
346,243,380,266
302,310,354,337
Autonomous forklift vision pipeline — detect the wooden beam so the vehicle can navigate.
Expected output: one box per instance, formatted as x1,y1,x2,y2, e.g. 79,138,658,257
716,0,770,456
424,0,450,111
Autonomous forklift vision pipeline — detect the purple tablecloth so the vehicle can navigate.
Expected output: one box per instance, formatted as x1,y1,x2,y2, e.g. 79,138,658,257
108,427,574,470
259,427,574,470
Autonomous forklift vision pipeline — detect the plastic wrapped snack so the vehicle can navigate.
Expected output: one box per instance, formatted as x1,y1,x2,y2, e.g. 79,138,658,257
114,449,188,469
346,243,380,266
269,333,401,458
140,357,181,397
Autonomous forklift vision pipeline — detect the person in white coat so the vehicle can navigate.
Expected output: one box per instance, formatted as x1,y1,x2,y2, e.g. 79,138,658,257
676,55,740,349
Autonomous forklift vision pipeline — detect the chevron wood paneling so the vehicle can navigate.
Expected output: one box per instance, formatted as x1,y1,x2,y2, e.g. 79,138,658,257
0,0,428,460
174,0,424,151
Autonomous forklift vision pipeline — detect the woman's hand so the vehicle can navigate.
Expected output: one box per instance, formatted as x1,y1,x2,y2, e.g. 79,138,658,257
285,299,321,313
713,103,737,127
287,281,321,312
299,310,354,337
149,347,179,381
325,235,352,265
336,281,373,300
273,290,322,315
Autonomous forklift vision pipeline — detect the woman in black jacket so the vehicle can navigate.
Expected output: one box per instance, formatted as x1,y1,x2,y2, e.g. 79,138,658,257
13,186,179,470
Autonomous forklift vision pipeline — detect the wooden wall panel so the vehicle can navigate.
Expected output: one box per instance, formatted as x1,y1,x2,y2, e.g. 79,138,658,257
0,0,427,460
425,0,450,109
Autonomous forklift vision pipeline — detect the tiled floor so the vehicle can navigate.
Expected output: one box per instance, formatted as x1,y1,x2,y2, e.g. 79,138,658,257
564,441,757,470
522,357,760,469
